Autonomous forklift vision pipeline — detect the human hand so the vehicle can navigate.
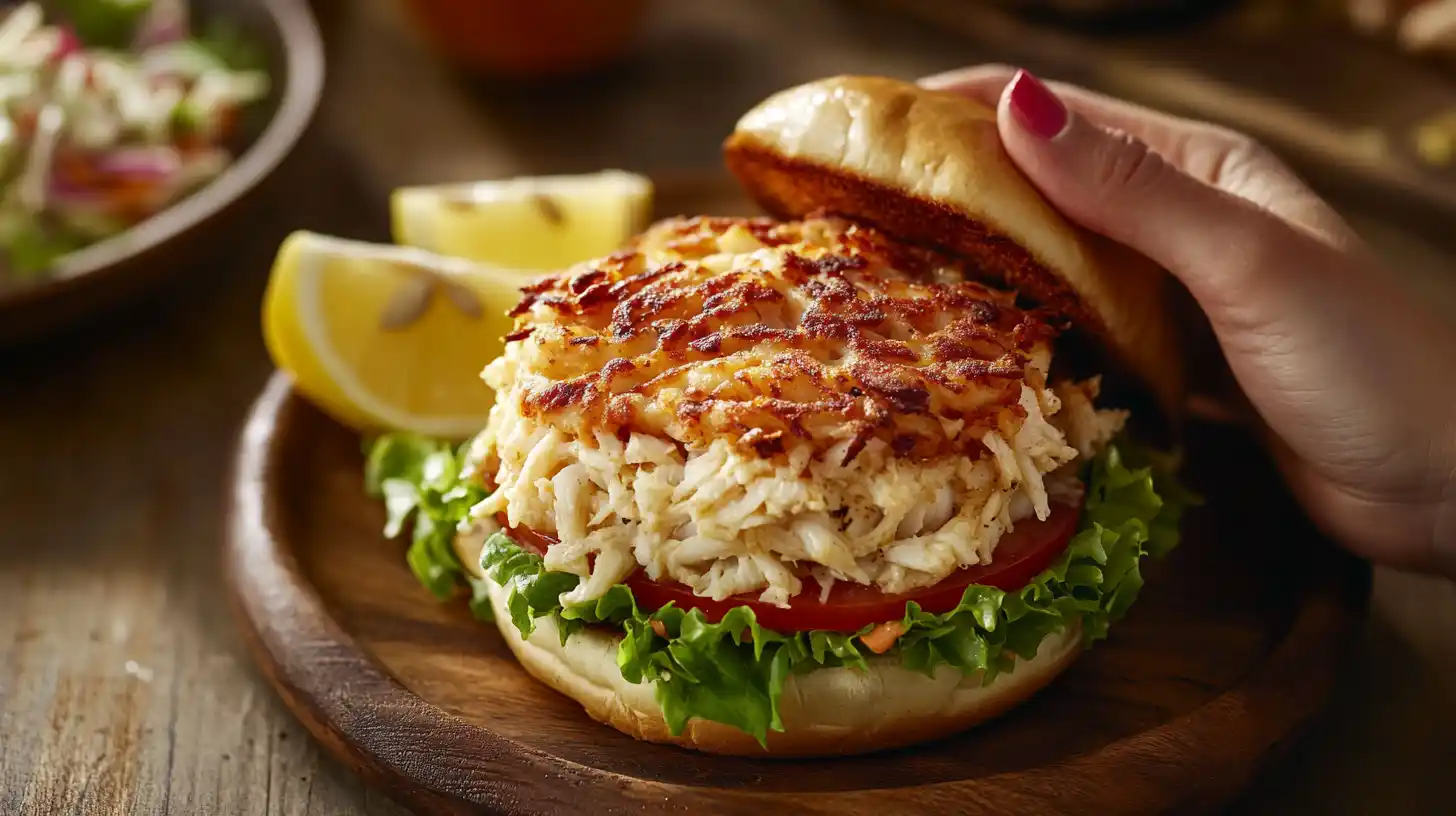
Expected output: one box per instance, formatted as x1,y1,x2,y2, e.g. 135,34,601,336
920,65,1456,579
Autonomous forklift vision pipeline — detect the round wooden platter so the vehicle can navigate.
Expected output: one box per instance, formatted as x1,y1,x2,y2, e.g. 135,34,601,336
227,372,1370,816
224,178,1369,815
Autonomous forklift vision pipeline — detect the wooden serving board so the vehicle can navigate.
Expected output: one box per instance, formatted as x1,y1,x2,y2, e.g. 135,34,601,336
225,177,1370,813
227,369,1369,815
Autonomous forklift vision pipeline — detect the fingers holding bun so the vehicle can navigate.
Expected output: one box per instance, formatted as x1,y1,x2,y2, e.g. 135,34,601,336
724,75,1183,426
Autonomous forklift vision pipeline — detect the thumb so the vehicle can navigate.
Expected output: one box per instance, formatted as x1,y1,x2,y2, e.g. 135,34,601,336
992,70,1321,319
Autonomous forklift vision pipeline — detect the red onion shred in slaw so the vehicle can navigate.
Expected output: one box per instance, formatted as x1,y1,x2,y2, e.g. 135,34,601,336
0,1,268,282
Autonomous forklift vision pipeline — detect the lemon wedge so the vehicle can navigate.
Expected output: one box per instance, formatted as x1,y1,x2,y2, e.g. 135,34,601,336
262,231,528,437
390,170,653,269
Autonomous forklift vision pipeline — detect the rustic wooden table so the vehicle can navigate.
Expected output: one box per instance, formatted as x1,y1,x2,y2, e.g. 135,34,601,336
2,2,1453,814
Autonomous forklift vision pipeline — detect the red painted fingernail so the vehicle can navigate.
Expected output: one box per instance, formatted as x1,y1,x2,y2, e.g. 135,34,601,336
1006,70,1067,140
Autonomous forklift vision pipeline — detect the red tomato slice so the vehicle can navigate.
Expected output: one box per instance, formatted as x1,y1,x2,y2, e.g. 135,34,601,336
501,491,1084,633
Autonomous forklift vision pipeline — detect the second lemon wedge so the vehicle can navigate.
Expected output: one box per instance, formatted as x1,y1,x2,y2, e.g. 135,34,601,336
262,231,528,438
390,170,653,269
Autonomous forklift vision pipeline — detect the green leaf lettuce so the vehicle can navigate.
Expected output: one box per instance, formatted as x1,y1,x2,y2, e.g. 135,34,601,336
364,433,491,612
368,433,1194,747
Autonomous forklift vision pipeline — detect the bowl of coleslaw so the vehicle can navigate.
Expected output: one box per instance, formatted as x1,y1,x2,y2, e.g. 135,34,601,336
0,0,323,342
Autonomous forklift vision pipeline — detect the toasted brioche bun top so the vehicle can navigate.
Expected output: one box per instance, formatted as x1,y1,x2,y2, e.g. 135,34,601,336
723,75,1183,423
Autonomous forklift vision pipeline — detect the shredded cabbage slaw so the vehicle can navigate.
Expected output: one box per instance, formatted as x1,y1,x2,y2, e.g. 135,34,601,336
0,1,267,282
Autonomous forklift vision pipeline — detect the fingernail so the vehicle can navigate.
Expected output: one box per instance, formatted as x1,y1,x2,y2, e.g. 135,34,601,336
1006,70,1068,140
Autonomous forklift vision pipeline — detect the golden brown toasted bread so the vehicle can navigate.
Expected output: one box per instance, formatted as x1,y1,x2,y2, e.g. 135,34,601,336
723,75,1183,423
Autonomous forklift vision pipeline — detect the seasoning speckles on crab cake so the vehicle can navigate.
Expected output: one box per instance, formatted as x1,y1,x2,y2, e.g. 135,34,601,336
466,213,1127,607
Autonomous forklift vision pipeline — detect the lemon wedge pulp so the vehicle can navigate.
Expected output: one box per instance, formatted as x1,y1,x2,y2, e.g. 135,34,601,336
262,232,527,438
390,170,653,269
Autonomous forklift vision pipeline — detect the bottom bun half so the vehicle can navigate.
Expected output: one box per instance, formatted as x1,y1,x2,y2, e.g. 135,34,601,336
480,576,1083,757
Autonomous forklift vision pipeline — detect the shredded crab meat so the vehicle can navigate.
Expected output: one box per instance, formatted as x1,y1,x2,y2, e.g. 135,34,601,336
469,378,1122,608
465,216,1131,609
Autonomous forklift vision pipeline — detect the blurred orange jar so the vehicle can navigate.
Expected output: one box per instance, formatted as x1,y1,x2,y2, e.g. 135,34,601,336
397,0,653,78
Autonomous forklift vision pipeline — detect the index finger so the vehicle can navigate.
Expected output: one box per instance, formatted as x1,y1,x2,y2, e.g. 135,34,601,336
920,65,1255,188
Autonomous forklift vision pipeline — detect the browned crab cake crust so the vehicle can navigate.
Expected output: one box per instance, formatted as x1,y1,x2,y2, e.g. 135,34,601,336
499,214,1060,461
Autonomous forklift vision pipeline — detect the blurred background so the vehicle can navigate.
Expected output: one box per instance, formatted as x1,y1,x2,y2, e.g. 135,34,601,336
325,0,1456,317
332,0,1456,239
3,0,1455,813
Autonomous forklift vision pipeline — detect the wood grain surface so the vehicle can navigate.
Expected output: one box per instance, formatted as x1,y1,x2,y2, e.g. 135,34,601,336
2,1,1455,814
226,373,1371,815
